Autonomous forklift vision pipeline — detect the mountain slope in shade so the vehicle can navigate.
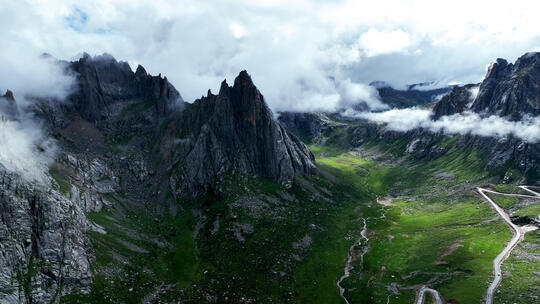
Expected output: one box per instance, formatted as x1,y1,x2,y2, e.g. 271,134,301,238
166,71,316,198
68,53,182,121
370,81,452,109
432,83,479,119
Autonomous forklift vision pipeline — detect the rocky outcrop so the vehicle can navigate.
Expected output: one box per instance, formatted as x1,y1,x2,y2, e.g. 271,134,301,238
68,53,183,122
471,52,540,119
167,71,316,198
0,90,20,120
434,52,540,120
277,112,328,142
432,84,478,119
0,168,92,303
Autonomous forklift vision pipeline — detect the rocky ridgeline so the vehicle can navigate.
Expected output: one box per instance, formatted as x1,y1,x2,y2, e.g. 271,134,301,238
0,54,316,301
434,52,540,119
68,53,183,121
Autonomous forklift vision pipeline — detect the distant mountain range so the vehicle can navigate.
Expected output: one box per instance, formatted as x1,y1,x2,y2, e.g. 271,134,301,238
369,80,453,109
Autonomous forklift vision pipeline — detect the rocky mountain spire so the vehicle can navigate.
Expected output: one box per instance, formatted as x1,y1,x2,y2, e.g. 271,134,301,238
0,89,20,120
167,70,316,198
2,89,14,101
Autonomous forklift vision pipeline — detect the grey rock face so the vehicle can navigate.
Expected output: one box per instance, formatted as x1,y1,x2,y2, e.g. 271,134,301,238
277,112,326,142
432,84,478,119
434,52,540,120
68,53,183,122
471,53,540,119
0,168,92,303
0,90,20,120
167,71,316,198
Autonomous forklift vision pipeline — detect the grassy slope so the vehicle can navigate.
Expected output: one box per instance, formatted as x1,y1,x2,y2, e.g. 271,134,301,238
61,119,538,303
61,158,380,303
314,144,513,304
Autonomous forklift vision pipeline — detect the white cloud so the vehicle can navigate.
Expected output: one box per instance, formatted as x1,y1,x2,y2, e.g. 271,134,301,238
359,28,411,57
344,108,540,143
336,79,388,110
0,113,57,184
230,23,247,39
0,0,539,113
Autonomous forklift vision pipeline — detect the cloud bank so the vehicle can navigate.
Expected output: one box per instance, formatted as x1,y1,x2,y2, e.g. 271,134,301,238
343,108,540,143
1,0,538,112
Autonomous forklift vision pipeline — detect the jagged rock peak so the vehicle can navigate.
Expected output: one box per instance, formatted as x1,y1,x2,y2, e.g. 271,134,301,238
431,84,478,119
2,89,14,101
169,70,316,197
470,52,539,119
0,89,20,120
485,58,511,80
78,52,132,72
234,70,255,88
68,52,182,121
135,64,147,77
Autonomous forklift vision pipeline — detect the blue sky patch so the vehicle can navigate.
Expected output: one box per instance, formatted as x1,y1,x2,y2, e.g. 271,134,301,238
65,8,88,32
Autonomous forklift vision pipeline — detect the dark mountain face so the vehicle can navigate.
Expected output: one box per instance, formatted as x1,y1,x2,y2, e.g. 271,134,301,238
31,55,315,203
370,81,452,109
0,90,20,120
68,53,182,122
435,52,540,119
432,83,478,119
165,71,316,198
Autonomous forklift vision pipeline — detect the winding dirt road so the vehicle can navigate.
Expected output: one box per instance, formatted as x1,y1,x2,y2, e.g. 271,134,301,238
478,186,540,304
413,185,539,304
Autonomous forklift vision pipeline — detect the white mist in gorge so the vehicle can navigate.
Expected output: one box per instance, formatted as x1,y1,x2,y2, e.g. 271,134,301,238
0,118,57,184
344,108,540,143
0,51,74,184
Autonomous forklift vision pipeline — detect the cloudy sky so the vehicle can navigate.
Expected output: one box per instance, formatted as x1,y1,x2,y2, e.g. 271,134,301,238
2,0,540,112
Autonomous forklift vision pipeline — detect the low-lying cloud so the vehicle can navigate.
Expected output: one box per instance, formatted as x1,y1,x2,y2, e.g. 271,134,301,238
343,108,540,143
0,116,57,184
0,49,72,184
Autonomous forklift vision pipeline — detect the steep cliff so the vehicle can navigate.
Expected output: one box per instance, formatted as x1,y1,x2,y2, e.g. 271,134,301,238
166,71,316,198
0,54,317,302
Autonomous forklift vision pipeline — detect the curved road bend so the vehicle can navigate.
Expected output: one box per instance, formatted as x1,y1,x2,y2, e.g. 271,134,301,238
415,287,443,304
414,186,539,304
477,186,539,304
